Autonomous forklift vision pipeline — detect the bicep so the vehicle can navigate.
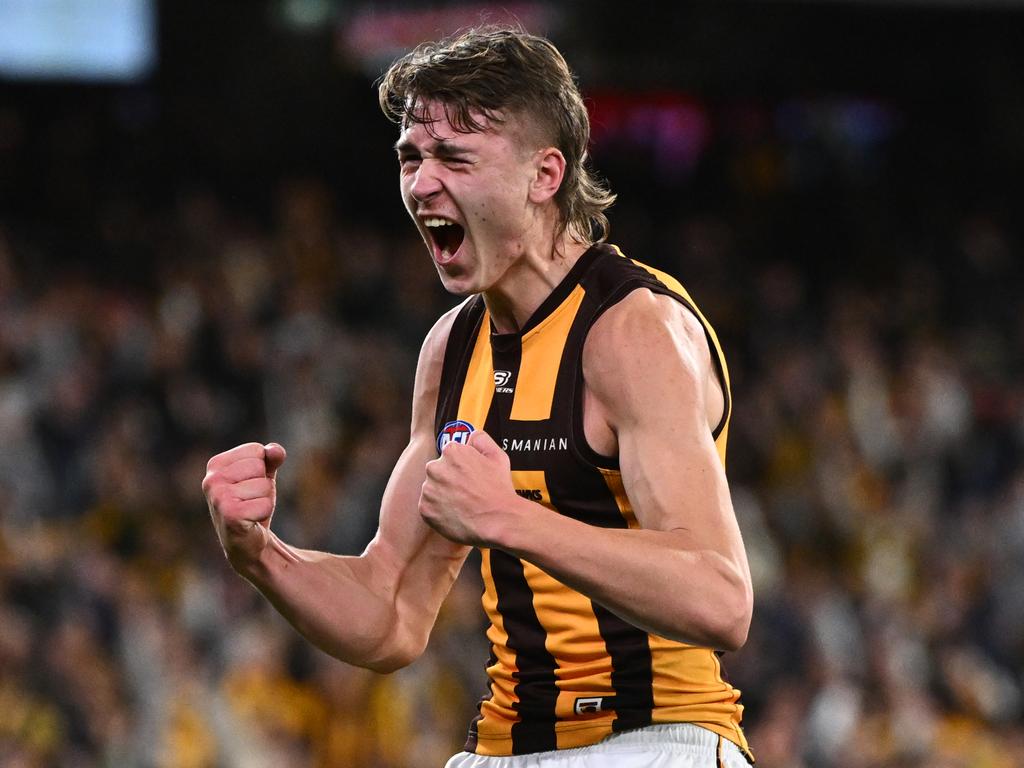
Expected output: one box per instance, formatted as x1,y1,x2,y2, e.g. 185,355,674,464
360,305,471,611
618,409,736,552
586,292,738,551
364,431,469,586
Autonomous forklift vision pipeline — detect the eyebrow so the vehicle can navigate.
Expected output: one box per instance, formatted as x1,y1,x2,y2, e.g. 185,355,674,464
393,139,474,159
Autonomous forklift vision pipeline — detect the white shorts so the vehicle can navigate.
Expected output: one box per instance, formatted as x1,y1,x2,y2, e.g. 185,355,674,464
445,724,751,768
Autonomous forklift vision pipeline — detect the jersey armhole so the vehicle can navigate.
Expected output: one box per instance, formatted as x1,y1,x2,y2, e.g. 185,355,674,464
569,281,732,472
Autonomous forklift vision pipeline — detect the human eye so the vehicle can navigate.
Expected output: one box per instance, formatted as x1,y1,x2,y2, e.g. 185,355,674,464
397,152,420,171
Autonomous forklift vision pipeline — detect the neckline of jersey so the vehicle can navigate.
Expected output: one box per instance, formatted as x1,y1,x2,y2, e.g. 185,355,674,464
488,243,605,341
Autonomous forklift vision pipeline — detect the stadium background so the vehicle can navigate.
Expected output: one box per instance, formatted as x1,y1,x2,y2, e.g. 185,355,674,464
1,1,1023,766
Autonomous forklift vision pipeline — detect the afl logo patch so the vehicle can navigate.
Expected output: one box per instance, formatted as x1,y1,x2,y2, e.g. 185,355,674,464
437,420,475,452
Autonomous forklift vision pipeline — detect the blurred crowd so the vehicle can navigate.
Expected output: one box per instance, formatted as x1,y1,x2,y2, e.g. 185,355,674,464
2,79,1024,768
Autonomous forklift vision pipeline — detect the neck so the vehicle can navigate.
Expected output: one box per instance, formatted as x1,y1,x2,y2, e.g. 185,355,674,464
483,234,591,334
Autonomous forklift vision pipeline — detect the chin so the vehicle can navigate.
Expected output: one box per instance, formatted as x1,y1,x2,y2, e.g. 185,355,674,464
435,268,479,297
436,256,477,293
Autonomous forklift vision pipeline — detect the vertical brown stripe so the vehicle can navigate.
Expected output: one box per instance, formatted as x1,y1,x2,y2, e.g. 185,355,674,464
463,645,494,753
535,262,657,734
489,549,559,753
514,485,616,749
590,602,655,732
467,548,519,753
591,469,655,727
488,332,521,436
544,464,655,733
485,332,561,754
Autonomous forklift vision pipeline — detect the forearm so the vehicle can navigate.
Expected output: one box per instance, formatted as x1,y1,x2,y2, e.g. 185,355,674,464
238,533,415,672
494,499,752,651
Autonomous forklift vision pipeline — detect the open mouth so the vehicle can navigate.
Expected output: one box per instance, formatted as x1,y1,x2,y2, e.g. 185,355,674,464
423,217,465,264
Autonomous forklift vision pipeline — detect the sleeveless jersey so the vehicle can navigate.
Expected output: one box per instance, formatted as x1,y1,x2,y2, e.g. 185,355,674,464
433,243,751,760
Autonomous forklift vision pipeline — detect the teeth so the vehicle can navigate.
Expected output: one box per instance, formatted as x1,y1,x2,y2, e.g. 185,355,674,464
424,217,454,227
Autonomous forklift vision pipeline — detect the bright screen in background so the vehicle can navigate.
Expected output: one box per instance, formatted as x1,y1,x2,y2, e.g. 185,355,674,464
0,0,155,81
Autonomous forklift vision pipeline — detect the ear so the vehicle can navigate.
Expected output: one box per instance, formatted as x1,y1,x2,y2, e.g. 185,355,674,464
528,147,566,205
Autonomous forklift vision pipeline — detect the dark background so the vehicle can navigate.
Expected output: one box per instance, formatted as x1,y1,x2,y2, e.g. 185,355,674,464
5,1,1024,268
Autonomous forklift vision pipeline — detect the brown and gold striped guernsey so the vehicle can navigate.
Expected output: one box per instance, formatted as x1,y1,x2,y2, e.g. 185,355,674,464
434,243,751,760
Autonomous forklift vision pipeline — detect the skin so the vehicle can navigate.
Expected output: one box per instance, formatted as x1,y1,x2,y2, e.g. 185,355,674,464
203,99,752,674
394,102,589,329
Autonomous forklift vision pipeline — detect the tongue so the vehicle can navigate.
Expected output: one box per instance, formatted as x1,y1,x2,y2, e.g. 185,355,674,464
436,223,465,256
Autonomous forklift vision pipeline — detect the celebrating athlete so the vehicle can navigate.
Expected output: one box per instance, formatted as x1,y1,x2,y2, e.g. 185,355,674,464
203,25,754,767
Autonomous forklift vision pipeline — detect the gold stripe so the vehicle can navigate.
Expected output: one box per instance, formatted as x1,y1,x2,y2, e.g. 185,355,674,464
555,702,615,749
464,315,506,751
510,285,586,421
598,468,639,529
509,469,553,510
457,314,495,428
507,470,616,748
647,636,750,755
520,559,617,749
475,548,519,749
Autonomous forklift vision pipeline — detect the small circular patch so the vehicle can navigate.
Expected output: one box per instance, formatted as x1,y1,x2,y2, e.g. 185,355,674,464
437,420,475,452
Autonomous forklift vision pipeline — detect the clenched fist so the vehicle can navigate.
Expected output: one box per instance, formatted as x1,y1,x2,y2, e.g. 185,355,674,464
203,442,287,572
418,430,519,548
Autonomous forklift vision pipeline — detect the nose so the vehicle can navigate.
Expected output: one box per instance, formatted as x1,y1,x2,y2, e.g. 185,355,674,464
408,160,442,203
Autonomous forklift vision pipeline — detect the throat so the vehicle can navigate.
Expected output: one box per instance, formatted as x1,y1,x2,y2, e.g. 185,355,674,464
482,241,592,333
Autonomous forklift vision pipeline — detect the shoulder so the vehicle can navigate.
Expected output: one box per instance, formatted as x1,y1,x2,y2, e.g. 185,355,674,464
416,297,476,374
585,288,711,378
410,298,475,426
583,288,713,419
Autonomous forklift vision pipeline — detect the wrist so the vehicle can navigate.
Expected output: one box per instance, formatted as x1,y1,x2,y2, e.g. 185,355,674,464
484,493,535,553
227,525,274,583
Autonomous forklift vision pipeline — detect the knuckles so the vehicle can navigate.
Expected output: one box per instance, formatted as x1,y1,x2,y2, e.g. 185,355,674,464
205,486,231,514
424,457,450,480
201,470,222,496
206,443,266,472
202,474,221,501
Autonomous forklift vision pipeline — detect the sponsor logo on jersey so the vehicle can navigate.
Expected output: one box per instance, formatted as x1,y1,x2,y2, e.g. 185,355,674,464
574,696,605,715
501,436,568,453
515,488,543,501
437,420,475,452
493,369,514,394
